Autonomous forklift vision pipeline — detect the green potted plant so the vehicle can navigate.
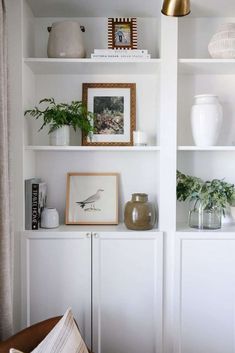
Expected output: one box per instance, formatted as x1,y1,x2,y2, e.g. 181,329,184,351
24,98,94,146
177,170,235,229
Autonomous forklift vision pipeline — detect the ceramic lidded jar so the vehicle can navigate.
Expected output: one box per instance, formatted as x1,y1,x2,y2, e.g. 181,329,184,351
190,95,223,147
208,23,235,58
47,21,86,58
124,193,156,230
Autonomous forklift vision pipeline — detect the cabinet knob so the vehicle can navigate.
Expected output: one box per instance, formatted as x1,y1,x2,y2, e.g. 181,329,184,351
86,233,91,238
93,233,99,238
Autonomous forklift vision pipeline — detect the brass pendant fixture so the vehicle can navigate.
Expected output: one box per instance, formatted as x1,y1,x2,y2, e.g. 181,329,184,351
161,0,191,17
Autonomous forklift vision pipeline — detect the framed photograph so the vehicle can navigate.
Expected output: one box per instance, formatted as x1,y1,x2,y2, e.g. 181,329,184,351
82,83,136,146
108,18,137,49
66,173,119,225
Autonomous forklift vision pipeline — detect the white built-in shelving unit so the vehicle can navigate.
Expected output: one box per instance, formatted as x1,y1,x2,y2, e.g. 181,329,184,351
7,0,235,352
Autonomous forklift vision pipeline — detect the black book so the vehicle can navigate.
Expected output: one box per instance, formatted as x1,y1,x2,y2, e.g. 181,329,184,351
25,178,47,230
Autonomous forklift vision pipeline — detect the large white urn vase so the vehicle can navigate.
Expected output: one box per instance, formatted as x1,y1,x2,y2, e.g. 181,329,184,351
191,95,223,147
47,21,86,58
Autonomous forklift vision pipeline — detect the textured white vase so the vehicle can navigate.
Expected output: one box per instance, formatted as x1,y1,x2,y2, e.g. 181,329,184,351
208,23,235,58
47,21,86,58
191,95,223,147
41,208,59,228
50,126,70,146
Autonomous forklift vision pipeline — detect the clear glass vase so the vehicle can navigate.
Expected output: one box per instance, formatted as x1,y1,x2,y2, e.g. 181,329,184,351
188,200,222,230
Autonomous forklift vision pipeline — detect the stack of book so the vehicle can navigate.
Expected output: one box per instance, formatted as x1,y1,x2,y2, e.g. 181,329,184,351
25,178,47,230
91,49,151,59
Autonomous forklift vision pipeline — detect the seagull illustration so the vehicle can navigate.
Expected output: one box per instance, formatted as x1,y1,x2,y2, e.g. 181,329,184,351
76,189,104,210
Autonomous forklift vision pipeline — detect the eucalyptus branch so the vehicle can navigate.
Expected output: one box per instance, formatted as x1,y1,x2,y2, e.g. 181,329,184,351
177,170,235,212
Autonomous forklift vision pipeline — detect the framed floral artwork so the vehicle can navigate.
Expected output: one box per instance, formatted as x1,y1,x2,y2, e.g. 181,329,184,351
82,83,136,146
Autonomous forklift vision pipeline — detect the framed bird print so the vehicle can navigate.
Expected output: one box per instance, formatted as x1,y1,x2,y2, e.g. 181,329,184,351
66,173,119,225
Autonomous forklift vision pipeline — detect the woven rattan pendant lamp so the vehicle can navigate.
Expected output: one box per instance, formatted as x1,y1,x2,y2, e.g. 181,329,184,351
161,0,190,16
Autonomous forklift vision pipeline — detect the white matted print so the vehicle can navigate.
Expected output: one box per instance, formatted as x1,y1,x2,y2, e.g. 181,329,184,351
82,83,136,146
66,173,119,224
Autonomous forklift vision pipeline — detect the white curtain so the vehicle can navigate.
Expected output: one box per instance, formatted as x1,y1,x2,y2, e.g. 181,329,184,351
0,0,13,339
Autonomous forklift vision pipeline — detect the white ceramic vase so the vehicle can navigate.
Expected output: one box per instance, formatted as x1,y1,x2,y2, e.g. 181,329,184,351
47,21,86,58
41,208,59,229
208,23,235,59
50,126,70,146
191,95,223,147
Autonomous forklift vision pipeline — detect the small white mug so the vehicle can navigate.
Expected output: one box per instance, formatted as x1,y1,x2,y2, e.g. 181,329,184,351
41,208,59,228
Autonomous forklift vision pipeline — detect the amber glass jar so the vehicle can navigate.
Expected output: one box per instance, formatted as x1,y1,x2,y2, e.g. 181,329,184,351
124,193,156,230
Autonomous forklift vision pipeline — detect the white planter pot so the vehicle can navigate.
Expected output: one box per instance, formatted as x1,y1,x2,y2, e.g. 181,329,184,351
208,23,235,59
41,208,59,228
50,126,70,146
47,20,86,58
191,95,223,147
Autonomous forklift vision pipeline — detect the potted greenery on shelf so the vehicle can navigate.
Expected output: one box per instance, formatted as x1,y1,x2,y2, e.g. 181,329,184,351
177,170,235,229
24,98,94,146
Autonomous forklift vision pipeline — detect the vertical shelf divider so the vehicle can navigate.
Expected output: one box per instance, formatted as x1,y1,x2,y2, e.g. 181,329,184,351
159,16,178,353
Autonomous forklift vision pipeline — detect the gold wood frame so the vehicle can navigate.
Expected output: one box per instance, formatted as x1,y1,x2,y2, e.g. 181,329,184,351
82,83,136,146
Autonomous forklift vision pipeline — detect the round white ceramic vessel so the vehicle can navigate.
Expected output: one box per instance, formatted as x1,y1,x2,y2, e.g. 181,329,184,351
47,20,86,58
191,95,223,147
41,208,59,229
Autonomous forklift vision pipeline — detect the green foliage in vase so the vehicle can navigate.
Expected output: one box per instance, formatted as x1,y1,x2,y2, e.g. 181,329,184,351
24,98,94,135
177,170,235,213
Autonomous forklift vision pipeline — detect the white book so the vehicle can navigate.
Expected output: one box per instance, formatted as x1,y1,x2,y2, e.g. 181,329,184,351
94,49,148,55
91,53,151,59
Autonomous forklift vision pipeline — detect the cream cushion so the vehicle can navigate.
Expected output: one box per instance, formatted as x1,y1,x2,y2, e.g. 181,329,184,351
9,308,89,353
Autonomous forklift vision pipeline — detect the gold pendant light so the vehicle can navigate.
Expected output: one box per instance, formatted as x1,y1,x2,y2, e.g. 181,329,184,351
161,0,191,17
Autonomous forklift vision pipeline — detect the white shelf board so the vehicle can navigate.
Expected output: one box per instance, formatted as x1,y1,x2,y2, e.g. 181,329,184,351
176,222,235,236
25,145,160,152
179,59,235,75
178,146,235,151
23,223,160,235
24,58,161,75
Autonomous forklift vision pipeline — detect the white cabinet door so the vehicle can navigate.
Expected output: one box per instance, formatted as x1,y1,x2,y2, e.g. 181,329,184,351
176,236,235,353
92,232,163,353
23,233,91,347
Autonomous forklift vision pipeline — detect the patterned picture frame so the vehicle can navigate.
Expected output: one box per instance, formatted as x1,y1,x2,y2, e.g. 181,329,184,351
108,18,137,49
82,83,136,146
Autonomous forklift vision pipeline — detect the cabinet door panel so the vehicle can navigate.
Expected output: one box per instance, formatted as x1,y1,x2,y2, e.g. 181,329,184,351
178,239,235,353
25,235,91,346
92,233,163,353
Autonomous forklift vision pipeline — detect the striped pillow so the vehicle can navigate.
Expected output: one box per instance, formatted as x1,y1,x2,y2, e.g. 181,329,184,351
9,308,89,353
